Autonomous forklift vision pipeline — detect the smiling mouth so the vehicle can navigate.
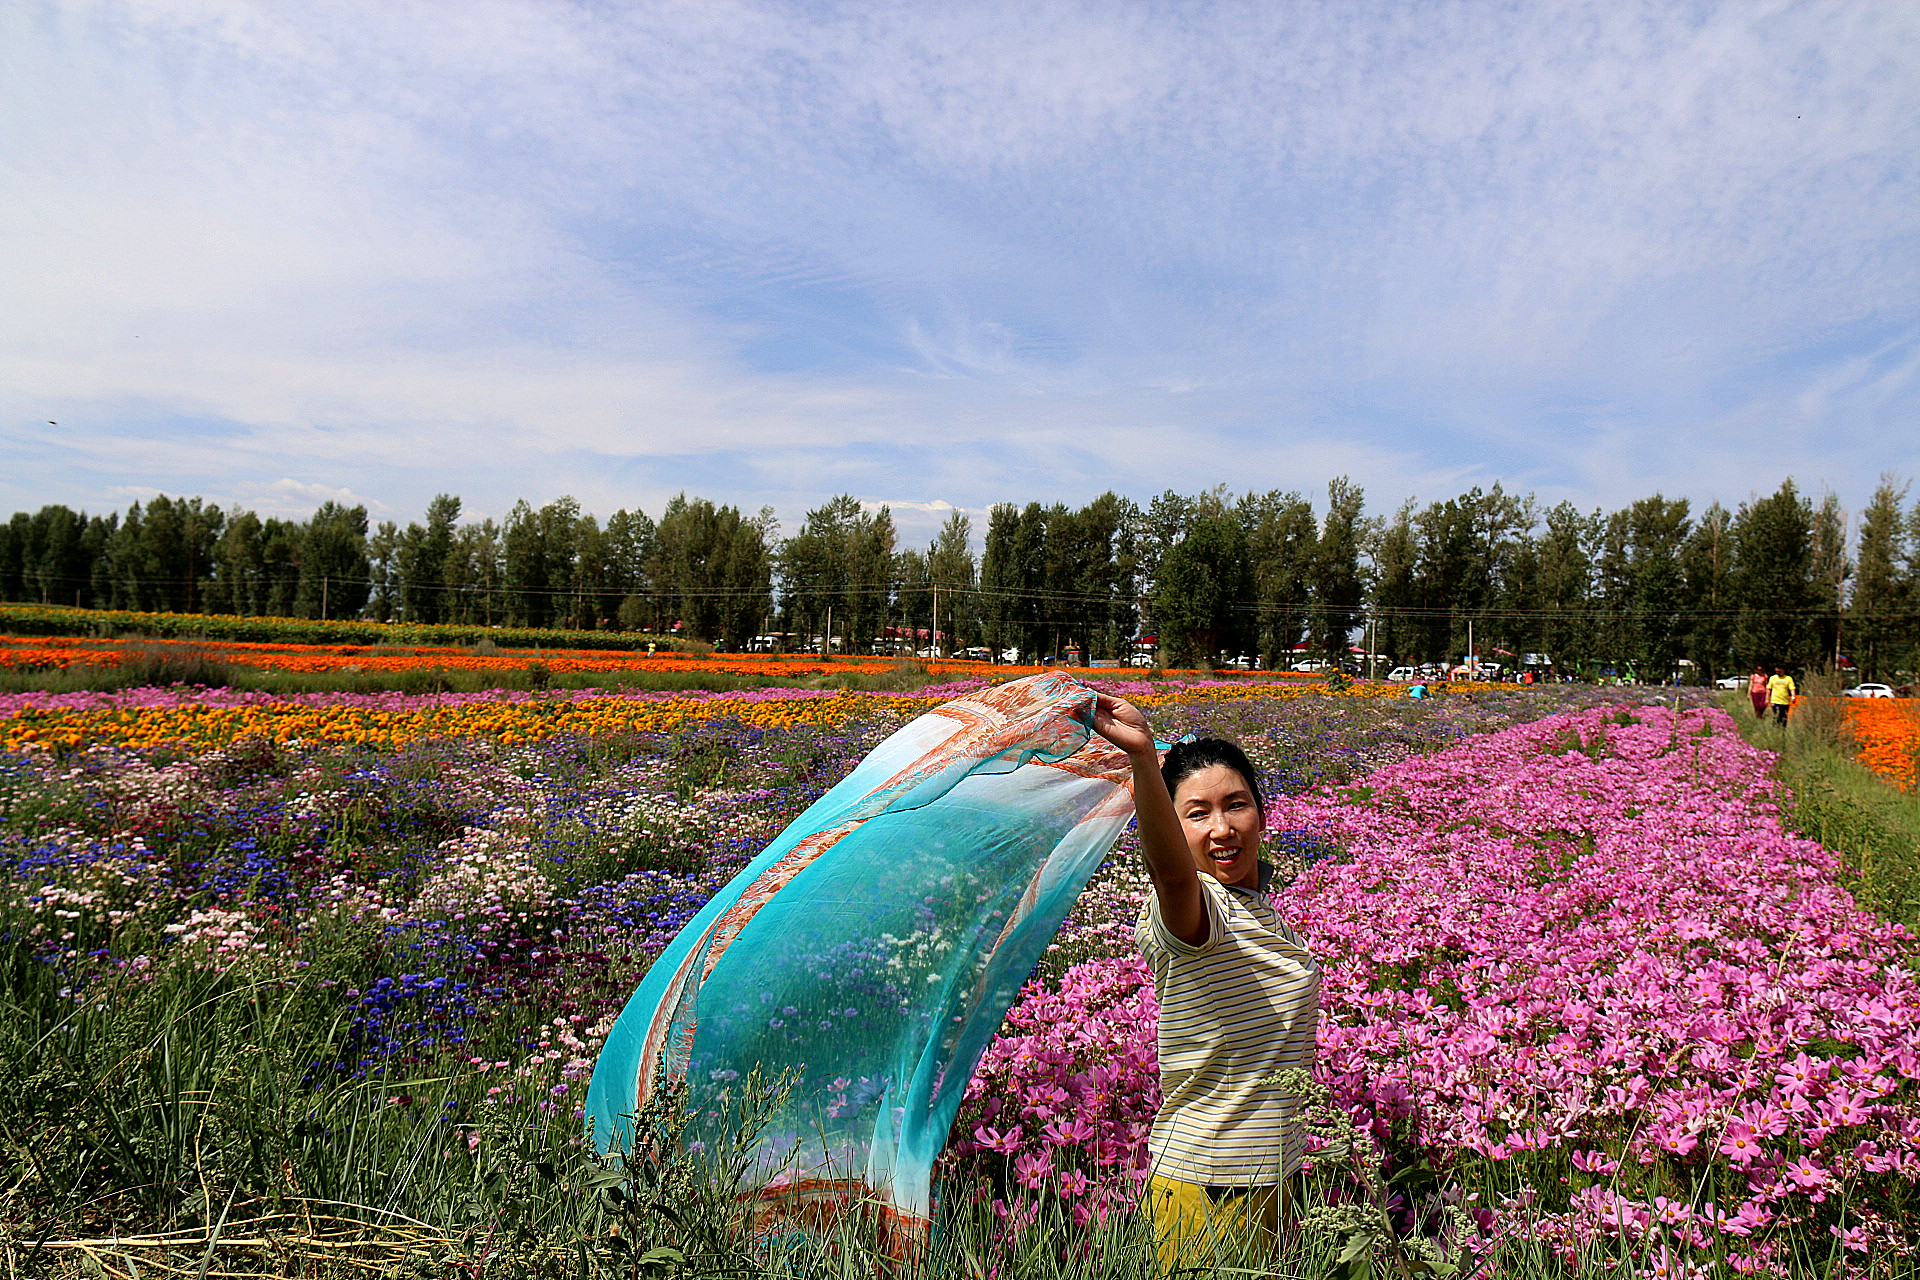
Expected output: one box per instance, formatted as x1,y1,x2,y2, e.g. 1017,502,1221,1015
1210,848,1240,864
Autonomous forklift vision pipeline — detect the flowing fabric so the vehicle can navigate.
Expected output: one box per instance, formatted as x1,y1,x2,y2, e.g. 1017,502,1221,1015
585,672,1136,1241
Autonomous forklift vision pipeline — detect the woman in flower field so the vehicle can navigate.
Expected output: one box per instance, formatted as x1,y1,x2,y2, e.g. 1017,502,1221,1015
1090,694,1320,1272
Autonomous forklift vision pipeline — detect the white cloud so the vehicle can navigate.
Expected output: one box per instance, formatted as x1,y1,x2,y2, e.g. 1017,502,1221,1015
239,479,389,518
1,0,1915,528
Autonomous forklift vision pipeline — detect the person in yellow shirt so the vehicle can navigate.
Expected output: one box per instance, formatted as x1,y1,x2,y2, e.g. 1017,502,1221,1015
1767,666,1796,726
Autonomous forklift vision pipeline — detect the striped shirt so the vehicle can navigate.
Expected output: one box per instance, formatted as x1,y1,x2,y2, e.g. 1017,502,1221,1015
1136,875,1320,1186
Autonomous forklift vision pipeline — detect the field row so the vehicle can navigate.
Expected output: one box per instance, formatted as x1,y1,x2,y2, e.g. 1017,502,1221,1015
0,601,676,651
0,674,1418,752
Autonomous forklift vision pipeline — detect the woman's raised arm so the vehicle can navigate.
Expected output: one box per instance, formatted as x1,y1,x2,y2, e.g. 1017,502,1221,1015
1091,693,1209,947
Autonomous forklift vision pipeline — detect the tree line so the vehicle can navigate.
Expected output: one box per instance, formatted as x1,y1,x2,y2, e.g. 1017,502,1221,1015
3,476,1917,680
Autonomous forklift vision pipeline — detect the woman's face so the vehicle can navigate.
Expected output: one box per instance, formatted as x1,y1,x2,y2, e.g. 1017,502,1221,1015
1171,763,1263,890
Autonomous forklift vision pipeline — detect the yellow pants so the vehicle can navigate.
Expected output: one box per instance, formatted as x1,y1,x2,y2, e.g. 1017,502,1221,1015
1148,1174,1281,1275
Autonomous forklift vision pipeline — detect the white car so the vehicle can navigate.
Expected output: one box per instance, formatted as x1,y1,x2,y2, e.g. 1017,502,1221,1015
1386,666,1416,683
1845,683,1895,698
1714,675,1744,690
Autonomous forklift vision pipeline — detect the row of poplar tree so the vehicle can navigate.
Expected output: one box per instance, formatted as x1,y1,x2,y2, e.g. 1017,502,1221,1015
2,476,1917,680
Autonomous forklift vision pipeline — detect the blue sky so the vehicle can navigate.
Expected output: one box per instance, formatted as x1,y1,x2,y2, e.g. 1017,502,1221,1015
4,0,1917,546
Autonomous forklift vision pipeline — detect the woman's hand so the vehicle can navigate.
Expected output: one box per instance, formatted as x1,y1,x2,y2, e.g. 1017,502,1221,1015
1092,693,1157,759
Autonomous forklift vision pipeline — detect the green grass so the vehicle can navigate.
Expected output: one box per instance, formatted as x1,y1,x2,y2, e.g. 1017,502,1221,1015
1721,691,1920,935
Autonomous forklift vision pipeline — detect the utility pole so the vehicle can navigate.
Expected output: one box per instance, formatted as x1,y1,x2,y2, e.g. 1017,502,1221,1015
1467,618,1474,678
321,575,329,621
825,604,832,657
932,584,940,660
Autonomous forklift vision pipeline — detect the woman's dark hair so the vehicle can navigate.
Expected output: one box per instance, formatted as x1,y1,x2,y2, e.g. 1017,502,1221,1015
1161,738,1264,816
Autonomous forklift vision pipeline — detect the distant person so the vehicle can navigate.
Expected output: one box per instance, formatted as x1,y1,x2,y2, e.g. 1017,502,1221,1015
1747,666,1768,720
1767,666,1796,726
1408,682,1429,700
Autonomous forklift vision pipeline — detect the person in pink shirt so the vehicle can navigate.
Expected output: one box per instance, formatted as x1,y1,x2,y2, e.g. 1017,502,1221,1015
1748,666,1768,720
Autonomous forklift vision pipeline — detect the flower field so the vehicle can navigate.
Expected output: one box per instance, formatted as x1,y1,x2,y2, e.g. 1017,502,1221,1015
955,702,1920,1271
0,673,1425,754
6,672,1912,1276
0,629,1354,704
1846,698,1920,793
0,631,1008,681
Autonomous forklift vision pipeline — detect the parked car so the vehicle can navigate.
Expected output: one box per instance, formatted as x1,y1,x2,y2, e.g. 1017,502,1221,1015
953,646,994,662
1387,666,1416,683
1714,675,1744,689
1844,683,1895,698
1127,652,1156,668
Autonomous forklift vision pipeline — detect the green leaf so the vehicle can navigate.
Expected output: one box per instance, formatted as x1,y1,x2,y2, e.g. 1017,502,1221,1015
1337,1233,1373,1265
637,1244,685,1275
583,1165,627,1191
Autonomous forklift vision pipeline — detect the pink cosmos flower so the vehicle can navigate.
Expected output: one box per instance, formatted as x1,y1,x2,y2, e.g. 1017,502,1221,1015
1043,1115,1099,1146
1738,1100,1789,1137
1774,1052,1826,1096
1783,1157,1826,1191
1820,1090,1870,1128
1638,1240,1687,1279
1651,1124,1698,1158
1012,1150,1053,1190
1651,1196,1693,1225
1570,1149,1620,1175
1831,1225,1871,1253
1717,1122,1763,1166
972,1125,1023,1156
